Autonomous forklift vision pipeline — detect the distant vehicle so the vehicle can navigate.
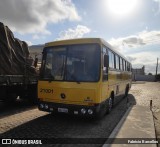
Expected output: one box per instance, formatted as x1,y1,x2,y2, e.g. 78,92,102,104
0,51,39,103
0,22,38,103
0,74,38,103
38,38,132,118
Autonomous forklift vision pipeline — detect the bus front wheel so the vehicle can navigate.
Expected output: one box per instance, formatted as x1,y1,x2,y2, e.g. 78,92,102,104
106,97,113,114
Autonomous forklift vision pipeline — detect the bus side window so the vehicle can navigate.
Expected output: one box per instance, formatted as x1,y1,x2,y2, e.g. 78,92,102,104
122,59,125,71
103,46,107,64
125,61,127,71
123,60,126,71
113,54,116,69
127,62,130,71
120,58,123,71
108,50,114,68
130,64,132,71
103,46,108,80
108,50,111,68
129,63,131,71
116,55,120,70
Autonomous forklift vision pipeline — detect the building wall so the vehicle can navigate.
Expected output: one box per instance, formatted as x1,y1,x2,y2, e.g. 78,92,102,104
132,66,145,75
132,74,156,81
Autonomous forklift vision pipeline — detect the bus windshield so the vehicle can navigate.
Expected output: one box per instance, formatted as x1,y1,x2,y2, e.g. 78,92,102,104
41,44,101,82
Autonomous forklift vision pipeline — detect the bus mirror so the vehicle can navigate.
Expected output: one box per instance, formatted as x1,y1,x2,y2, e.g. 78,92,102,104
104,55,109,68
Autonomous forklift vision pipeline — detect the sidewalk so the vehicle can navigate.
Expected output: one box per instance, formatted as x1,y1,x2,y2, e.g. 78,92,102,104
103,105,157,147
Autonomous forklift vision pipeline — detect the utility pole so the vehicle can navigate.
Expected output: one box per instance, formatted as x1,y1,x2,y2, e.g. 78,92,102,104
156,58,159,76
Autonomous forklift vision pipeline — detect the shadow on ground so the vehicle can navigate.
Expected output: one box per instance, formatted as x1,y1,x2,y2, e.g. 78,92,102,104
0,100,36,118
0,94,136,145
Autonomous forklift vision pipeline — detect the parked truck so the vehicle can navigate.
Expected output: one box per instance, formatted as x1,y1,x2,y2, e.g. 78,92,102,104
0,22,38,103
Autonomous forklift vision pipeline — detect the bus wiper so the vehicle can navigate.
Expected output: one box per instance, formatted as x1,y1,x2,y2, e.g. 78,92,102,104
76,81,80,84
71,74,80,84
48,74,55,82
66,70,80,84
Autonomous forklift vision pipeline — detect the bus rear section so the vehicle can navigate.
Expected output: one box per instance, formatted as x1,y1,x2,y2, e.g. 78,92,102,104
38,41,105,117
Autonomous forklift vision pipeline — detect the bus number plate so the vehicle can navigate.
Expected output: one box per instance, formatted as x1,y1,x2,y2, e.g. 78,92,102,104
58,108,68,113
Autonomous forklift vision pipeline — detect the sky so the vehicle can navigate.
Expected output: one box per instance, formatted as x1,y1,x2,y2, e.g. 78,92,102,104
0,0,160,74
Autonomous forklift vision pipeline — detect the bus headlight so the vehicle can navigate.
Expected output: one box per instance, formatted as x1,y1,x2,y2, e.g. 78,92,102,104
81,108,86,114
88,109,93,115
45,104,49,109
40,104,44,109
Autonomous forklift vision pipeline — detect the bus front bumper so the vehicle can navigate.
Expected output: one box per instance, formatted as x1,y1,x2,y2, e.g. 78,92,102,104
38,101,101,117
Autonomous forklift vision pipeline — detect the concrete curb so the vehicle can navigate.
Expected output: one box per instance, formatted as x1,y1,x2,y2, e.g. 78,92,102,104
102,105,157,147
102,106,133,147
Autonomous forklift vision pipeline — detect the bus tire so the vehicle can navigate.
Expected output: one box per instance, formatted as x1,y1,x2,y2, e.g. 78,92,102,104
106,97,113,114
125,86,129,97
95,104,106,119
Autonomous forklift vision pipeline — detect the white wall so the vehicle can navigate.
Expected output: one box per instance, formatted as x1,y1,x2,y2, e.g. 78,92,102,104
132,74,156,81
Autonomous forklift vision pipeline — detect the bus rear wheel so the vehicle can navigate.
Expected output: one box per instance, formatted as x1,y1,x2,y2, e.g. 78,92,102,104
125,86,129,97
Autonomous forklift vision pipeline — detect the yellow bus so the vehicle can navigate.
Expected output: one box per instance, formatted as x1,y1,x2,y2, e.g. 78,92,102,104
38,38,132,118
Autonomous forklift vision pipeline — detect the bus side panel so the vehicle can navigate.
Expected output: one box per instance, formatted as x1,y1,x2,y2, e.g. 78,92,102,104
108,70,117,96
101,81,109,102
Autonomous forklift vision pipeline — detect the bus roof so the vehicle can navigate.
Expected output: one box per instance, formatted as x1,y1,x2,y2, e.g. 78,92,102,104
45,38,102,46
45,38,130,63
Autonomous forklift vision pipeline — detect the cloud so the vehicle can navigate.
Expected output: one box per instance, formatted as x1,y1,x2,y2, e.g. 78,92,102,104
32,35,40,40
127,52,159,74
153,0,160,14
57,25,91,40
0,0,80,35
127,52,156,64
26,41,33,46
108,30,160,74
108,30,160,49
32,34,46,40
126,56,137,62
